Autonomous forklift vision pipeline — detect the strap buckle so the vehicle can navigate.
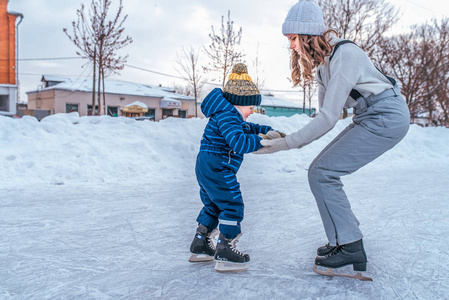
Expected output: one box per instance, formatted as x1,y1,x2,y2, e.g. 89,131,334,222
353,97,368,115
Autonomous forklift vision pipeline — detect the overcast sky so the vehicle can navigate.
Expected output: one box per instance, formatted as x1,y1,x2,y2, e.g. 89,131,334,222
7,0,449,104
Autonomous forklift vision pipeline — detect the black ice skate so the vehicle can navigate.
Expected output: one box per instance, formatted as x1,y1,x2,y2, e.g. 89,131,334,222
317,243,337,256
313,239,372,281
189,224,218,262
214,233,250,272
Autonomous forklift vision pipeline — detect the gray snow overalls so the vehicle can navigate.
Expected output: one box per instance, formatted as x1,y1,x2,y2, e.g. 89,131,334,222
310,41,410,246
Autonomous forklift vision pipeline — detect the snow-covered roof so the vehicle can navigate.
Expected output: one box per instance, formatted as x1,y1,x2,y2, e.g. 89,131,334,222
28,75,195,101
125,101,148,109
41,75,72,83
261,94,302,109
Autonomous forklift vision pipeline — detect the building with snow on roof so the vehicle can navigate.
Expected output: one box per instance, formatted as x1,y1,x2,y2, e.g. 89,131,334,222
257,94,316,117
25,75,196,121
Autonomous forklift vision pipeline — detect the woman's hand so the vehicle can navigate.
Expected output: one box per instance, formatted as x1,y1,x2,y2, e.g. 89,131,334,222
254,138,290,154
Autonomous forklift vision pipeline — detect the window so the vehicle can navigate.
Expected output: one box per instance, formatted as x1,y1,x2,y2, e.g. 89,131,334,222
87,105,99,116
162,109,173,119
107,106,118,117
0,95,9,111
66,103,79,113
145,108,156,121
178,110,187,118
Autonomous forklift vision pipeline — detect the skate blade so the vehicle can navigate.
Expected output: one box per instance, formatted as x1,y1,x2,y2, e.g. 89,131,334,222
188,254,214,262
313,265,373,281
214,261,249,272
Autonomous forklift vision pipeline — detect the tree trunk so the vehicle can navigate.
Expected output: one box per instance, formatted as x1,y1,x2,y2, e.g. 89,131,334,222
97,62,102,115
302,86,306,114
102,67,106,115
193,82,198,118
92,47,96,116
308,85,312,116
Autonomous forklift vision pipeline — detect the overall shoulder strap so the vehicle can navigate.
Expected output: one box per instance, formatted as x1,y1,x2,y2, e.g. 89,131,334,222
329,40,356,63
329,39,395,99
375,65,396,86
329,40,363,99
319,40,355,81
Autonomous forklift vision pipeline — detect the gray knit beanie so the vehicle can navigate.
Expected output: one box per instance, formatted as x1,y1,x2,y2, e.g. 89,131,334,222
282,0,326,36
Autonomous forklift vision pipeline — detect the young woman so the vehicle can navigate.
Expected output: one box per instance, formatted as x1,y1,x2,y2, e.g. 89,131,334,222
256,0,410,273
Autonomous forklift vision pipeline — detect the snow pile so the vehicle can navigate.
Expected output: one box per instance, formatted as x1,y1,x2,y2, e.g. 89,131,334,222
1,112,448,188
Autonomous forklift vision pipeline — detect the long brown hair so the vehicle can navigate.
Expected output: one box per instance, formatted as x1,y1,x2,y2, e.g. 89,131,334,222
290,29,337,87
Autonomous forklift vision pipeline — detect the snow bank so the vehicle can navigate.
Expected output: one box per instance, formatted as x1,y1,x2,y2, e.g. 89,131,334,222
1,112,448,188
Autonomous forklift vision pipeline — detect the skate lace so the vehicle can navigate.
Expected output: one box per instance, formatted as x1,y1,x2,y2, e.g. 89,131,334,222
207,228,219,249
229,234,244,256
327,245,343,257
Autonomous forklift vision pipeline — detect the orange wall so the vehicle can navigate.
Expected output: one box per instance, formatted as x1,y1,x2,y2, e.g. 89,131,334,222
0,0,17,85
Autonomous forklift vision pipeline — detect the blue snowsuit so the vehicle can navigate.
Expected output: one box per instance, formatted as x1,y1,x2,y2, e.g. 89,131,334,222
195,88,272,239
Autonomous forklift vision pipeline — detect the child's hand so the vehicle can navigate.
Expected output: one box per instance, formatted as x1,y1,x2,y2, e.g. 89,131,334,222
258,130,286,140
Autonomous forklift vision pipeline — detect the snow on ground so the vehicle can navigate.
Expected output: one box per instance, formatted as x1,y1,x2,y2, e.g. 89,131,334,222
0,113,448,299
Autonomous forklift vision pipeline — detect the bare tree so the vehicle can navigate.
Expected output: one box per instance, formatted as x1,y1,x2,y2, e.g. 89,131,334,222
428,19,449,127
307,81,317,116
171,83,191,97
300,80,308,115
435,80,449,127
378,18,449,126
376,32,422,120
298,79,317,116
175,47,207,118
318,0,399,56
64,0,132,115
203,10,245,88
252,42,265,90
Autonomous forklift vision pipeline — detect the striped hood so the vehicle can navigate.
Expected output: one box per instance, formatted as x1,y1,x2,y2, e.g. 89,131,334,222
201,88,237,118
